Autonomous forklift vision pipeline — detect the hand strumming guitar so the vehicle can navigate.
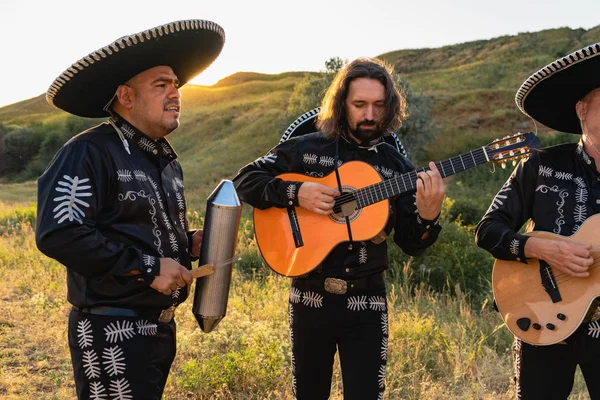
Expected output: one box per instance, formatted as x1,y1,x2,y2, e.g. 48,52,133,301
298,182,340,215
525,237,593,278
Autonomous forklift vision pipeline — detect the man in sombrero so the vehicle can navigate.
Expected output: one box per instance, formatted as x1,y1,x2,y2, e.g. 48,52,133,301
476,43,600,399
35,20,225,399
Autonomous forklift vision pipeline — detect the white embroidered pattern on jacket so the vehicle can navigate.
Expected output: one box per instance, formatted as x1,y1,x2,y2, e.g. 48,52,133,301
147,177,165,211
319,156,335,167
89,381,107,399
348,295,368,311
104,320,136,343
381,336,388,361
378,364,386,388
133,170,147,181
378,166,395,179
136,320,158,336
53,175,92,224
513,339,522,399
175,189,185,210
143,254,155,267
510,238,519,256
287,184,296,200
169,232,179,252
589,321,600,338
174,177,184,188
487,180,512,213
162,212,173,230
289,287,301,303
554,171,573,180
302,291,323,308
82,349,101,379
576,187,589,203
306,171,325,178
253,153,277,167
535,185,568,234
381,313,389,336
138,137,156,153
102,345,127,376
369,296,386,311
538,165,554,178
118,191,163,256
78,319,94,348
359,246,368,264
120,124,136,139
161,142,172,155
179,211,187,231
574,205,587,224
302,153,318,164
116,170,134,182
109,377,132,399
171,286,181,300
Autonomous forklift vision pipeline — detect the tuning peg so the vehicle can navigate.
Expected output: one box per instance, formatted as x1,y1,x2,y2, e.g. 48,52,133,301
513,160,517,166
501,162,507,169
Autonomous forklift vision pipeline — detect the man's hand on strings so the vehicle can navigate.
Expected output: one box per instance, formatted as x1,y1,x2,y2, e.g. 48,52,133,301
298,182,340,215
416,161,445,220
525,237,593,278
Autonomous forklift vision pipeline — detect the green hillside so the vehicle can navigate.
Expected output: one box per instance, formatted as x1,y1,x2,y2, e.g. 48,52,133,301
1,25,598,210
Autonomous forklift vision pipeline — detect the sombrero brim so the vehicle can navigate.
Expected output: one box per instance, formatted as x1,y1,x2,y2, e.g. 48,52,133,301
280,107,407,156
47,19,225,118
515,43,600,134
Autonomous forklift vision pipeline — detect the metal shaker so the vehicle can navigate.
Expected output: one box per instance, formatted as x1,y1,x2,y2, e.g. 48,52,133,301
192,179,242,332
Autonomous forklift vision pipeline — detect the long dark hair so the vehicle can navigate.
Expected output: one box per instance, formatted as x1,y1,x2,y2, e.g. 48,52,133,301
316,57,408,139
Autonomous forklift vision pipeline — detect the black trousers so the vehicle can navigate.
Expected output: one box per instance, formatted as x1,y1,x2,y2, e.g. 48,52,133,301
515,321,600,399
68,308,176,399
289,274,388,400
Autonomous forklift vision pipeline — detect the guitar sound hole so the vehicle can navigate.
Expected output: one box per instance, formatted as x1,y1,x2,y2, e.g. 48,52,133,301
330,188,360,223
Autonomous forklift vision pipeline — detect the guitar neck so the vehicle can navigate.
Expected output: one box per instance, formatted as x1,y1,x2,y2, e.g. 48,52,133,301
357,147,489,208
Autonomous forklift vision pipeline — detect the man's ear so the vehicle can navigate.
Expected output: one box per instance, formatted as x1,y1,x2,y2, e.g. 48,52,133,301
576,99,587,121
115,85,134,109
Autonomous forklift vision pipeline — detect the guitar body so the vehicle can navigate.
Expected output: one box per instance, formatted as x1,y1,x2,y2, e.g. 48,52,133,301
493,214,600,345
253,161,390,277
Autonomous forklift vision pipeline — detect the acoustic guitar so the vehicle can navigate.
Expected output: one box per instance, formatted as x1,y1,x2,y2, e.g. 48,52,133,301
254,132,540,277
493,214,600,345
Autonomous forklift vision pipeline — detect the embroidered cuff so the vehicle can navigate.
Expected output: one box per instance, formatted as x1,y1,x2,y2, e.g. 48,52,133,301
510,234,530,264
416,213,441,230
284,181,303,207
141,254,161,276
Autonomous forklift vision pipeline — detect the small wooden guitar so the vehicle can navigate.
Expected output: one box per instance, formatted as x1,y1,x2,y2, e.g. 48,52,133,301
493,214,600,345
254,132,540,277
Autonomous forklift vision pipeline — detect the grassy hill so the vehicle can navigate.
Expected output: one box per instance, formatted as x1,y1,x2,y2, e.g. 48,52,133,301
1,25,598,209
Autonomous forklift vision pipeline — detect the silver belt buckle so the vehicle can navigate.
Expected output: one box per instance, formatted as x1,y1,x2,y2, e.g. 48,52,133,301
324,277,347,295
158,306,176,323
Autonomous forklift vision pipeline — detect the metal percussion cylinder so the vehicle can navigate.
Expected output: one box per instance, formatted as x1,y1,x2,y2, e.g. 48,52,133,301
192,179,242,332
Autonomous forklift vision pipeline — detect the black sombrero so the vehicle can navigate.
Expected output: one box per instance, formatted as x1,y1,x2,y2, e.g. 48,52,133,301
46,19,225,118
280,107,408,157
515,42,600,134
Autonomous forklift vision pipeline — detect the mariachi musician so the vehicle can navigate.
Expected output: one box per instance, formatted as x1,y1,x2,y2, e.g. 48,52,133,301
476,42,600,399
233,57,445,400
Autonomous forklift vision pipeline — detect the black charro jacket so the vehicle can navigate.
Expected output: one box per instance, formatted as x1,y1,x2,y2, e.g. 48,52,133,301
36,116,196,310
476,140,600,262
233,132,442,280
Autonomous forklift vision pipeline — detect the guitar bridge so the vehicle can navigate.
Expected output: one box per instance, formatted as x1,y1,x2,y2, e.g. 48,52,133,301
287,207,303,248
540,260,562,303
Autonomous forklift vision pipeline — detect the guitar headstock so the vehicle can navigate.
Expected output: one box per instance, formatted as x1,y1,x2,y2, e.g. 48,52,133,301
485,132,541,169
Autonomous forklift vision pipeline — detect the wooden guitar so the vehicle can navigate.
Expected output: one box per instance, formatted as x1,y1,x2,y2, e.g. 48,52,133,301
493,214,600,345
254,132,540,277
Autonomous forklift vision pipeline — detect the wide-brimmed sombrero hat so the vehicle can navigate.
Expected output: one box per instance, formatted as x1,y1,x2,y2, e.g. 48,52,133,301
280,107,408,157
515,42,600,134
46,19,225,118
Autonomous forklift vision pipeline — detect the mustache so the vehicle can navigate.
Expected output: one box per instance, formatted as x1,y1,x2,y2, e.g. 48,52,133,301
357,120,376,128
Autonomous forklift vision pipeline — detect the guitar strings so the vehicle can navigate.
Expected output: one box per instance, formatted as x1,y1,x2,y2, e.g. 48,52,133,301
333,152,491,207
550,248,600,286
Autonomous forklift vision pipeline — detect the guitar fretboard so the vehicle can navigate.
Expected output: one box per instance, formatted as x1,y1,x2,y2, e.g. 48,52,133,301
354,147,489,209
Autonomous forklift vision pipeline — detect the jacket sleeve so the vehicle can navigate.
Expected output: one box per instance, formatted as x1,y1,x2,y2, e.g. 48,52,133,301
390,152,442,256
35,140,161,278
474,154,539,263
233,139,305,209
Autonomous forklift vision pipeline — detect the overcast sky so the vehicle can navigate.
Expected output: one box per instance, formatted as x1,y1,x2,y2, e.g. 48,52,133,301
1,0,599,108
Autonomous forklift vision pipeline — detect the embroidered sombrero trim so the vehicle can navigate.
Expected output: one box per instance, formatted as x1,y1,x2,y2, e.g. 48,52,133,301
279,107,321,143
515,42,600,116
46,19,225,108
